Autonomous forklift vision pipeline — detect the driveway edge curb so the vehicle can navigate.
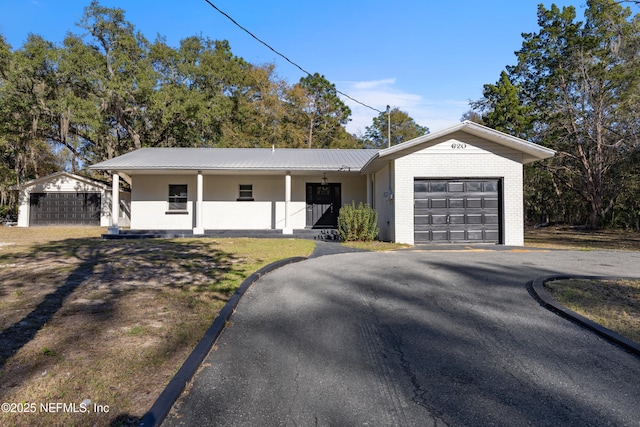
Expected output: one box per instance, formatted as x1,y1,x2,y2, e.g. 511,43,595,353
532,275,640,357
140,256,307,427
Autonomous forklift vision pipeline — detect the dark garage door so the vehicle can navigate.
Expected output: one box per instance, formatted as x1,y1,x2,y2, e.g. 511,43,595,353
29,192,101,226
414,179,500,244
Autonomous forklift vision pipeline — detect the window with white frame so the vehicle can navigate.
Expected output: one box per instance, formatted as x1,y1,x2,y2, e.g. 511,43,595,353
168,184,188,210
238,184,253,201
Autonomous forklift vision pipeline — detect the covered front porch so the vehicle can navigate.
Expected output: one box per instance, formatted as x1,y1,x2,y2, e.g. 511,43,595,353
106,170,371,236
101,228,341,240
89,146,379,238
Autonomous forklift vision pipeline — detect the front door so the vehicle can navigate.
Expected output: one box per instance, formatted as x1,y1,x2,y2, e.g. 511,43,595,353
306,183,341,228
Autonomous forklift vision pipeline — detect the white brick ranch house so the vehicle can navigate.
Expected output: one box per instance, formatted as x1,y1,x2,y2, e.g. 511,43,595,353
90,121,555,245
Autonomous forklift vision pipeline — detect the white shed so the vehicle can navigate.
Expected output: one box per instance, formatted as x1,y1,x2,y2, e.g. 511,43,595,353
13,171,130,227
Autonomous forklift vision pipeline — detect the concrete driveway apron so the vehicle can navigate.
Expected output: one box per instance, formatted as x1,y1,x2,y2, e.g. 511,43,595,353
163,248,640,427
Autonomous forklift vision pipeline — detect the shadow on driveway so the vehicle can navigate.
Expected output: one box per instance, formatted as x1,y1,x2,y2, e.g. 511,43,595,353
162,249,640,427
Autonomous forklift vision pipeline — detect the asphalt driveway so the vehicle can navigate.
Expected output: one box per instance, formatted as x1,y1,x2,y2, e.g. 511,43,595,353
163,248,640,427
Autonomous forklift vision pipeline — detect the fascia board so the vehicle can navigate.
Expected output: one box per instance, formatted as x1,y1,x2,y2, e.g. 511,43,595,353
361,121,555,173
10,171,108,191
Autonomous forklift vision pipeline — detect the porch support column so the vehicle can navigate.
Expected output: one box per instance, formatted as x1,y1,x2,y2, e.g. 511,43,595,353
193,171,204,235
366,174,372,206
108,172,120,235
283,172,293,234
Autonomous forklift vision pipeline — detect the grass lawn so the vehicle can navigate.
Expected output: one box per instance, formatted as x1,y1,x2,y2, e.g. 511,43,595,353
1,225,638,425
0,227,314,427
526,226,640,347
545,279,640,344
342,240,410,251
525,226,640,251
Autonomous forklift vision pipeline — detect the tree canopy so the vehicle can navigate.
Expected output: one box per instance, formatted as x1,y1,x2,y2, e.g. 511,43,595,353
470,71,532,139
363,107,429,148
0,1,392,216
470,0,640,230
0,3,436,188
295,73,354,148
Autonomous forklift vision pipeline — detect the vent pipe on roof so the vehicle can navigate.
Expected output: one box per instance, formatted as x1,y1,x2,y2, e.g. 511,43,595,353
272,145,275,152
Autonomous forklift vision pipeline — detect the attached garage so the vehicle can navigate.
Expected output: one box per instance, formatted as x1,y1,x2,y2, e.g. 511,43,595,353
14,171,130,227
413,179,501,244
362,121,556,246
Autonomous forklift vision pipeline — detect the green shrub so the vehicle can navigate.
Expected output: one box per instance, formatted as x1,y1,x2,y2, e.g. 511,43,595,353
0,204,10,217
337,202,379,242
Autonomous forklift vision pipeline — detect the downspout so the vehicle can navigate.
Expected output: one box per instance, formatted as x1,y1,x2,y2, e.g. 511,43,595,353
388,161,395,242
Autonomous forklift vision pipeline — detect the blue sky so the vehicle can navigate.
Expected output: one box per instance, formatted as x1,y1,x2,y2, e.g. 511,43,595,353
1,0,637,134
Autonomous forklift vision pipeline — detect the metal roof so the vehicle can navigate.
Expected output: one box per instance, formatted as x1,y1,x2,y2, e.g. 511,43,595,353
90,122,555,174
90,148,379,172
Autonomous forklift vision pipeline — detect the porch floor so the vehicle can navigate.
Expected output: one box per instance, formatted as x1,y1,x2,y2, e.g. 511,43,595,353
101,228,340,240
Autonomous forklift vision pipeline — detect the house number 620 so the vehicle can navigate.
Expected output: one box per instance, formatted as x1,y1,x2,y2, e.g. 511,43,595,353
451,143,467,149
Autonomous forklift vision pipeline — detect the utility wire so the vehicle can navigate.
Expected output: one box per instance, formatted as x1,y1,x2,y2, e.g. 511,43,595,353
203,0,385,114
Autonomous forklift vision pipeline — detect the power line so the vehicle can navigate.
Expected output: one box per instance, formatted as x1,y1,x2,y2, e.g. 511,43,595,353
202,0,385,114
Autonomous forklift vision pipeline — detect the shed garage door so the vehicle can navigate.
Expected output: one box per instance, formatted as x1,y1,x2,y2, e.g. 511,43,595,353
414,179,500,244
29,192,101,226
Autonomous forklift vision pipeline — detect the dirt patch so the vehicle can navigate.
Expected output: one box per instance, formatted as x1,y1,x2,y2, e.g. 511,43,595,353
0,229,314,426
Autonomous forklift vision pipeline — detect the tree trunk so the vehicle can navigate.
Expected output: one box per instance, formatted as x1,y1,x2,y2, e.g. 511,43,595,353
588,192,603,229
